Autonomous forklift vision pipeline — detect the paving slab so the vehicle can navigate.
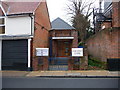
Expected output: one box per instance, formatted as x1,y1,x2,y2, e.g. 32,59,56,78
1,71,30,77
26,70,119,77
1,70,119,77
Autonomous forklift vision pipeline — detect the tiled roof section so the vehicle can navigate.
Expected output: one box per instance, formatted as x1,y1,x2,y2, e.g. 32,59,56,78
0,8,4,16
51,17,75,30
1,2,9,13
1,1,40,15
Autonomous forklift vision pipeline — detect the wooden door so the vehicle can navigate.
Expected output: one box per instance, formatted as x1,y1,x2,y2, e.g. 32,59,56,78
57,41,71,57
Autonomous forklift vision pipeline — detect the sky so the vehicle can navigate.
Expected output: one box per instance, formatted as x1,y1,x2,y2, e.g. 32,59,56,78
47,0,68,22
47,0,99,24
1,0,100,24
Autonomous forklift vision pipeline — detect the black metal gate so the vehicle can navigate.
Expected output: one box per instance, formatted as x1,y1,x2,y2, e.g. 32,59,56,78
49,57,69,71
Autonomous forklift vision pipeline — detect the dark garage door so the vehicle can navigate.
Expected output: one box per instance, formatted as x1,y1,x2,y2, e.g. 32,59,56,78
2,40,28,71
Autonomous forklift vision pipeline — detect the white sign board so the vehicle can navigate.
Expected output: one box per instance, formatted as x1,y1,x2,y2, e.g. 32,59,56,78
36,48,49,56
72,48,83,57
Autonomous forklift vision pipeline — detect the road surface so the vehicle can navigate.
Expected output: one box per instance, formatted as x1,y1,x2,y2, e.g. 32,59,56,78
2,77,119,88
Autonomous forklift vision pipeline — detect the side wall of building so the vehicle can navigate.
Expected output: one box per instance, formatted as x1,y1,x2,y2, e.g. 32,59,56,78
86,28,119,62
32,1,51,71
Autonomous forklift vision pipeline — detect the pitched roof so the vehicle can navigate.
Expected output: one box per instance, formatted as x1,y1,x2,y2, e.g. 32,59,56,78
1,1,41,15
51,17,75,30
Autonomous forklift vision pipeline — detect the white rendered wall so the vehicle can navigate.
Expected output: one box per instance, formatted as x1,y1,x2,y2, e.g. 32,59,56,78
5,16,31,35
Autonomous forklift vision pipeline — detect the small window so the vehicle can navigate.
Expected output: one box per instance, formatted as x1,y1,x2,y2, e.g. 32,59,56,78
0,18,4,24
0,17,5,34
0,26,5,34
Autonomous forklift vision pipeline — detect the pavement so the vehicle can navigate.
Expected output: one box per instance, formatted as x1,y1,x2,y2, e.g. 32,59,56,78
1,71,29,77
1,70,119,77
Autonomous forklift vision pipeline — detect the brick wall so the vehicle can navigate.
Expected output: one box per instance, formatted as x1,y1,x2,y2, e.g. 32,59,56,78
49,30,78,48
86,2,120,62
86,28,119,62
71,30,78,48
32,1,51,71
112,2,120,27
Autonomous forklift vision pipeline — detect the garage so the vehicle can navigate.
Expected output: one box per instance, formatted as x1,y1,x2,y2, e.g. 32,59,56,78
2,39,28,71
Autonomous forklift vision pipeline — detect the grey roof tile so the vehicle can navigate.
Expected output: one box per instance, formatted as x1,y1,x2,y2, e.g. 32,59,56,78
51,17,75,30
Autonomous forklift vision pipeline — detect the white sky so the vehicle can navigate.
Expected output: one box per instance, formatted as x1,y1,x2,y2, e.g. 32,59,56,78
46,0,68,22
47,0,99,24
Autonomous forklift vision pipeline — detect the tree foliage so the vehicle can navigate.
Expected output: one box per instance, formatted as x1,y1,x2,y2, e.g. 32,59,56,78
67,0,95,43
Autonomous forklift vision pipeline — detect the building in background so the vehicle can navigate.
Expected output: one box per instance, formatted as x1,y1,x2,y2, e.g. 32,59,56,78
87,0,120,63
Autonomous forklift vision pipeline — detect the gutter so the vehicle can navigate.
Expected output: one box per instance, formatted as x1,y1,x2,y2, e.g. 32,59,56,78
7,13,33,17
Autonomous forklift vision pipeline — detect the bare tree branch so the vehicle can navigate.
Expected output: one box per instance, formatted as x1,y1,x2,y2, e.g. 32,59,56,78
66,0,95,43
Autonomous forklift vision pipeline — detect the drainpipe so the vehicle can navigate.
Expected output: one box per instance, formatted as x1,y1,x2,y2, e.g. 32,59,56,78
29,14,34,36
28,38,32,71
28,14,34,71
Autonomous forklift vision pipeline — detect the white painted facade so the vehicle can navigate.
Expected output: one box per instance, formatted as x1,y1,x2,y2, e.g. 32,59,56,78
5,16,32,35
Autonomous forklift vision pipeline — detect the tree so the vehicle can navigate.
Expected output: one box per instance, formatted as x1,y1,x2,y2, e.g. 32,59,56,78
67,0,95,44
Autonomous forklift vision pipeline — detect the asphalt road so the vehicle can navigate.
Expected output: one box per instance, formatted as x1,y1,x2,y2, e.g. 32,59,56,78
2,77,119,88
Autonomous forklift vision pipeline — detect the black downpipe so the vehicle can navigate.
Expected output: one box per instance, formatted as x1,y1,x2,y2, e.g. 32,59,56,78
49,37,53,63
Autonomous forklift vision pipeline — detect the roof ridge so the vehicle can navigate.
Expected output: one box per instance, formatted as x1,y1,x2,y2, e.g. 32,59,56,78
57,17,73,28
51,17,75,30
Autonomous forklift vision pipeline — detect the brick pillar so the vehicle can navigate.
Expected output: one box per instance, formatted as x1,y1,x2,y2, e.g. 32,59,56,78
33,57,49,71
32,57,39,71
68,57,74,70
80,47,88,70
43,57,49,70
112,2,120,27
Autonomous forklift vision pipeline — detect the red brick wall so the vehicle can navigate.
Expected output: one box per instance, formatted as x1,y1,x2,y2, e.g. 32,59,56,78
49,30,78,48
112,2,120,27
32,1,51,71
86,28,119,62
87,2,120,62
101,22,112,29
71,30,78,48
